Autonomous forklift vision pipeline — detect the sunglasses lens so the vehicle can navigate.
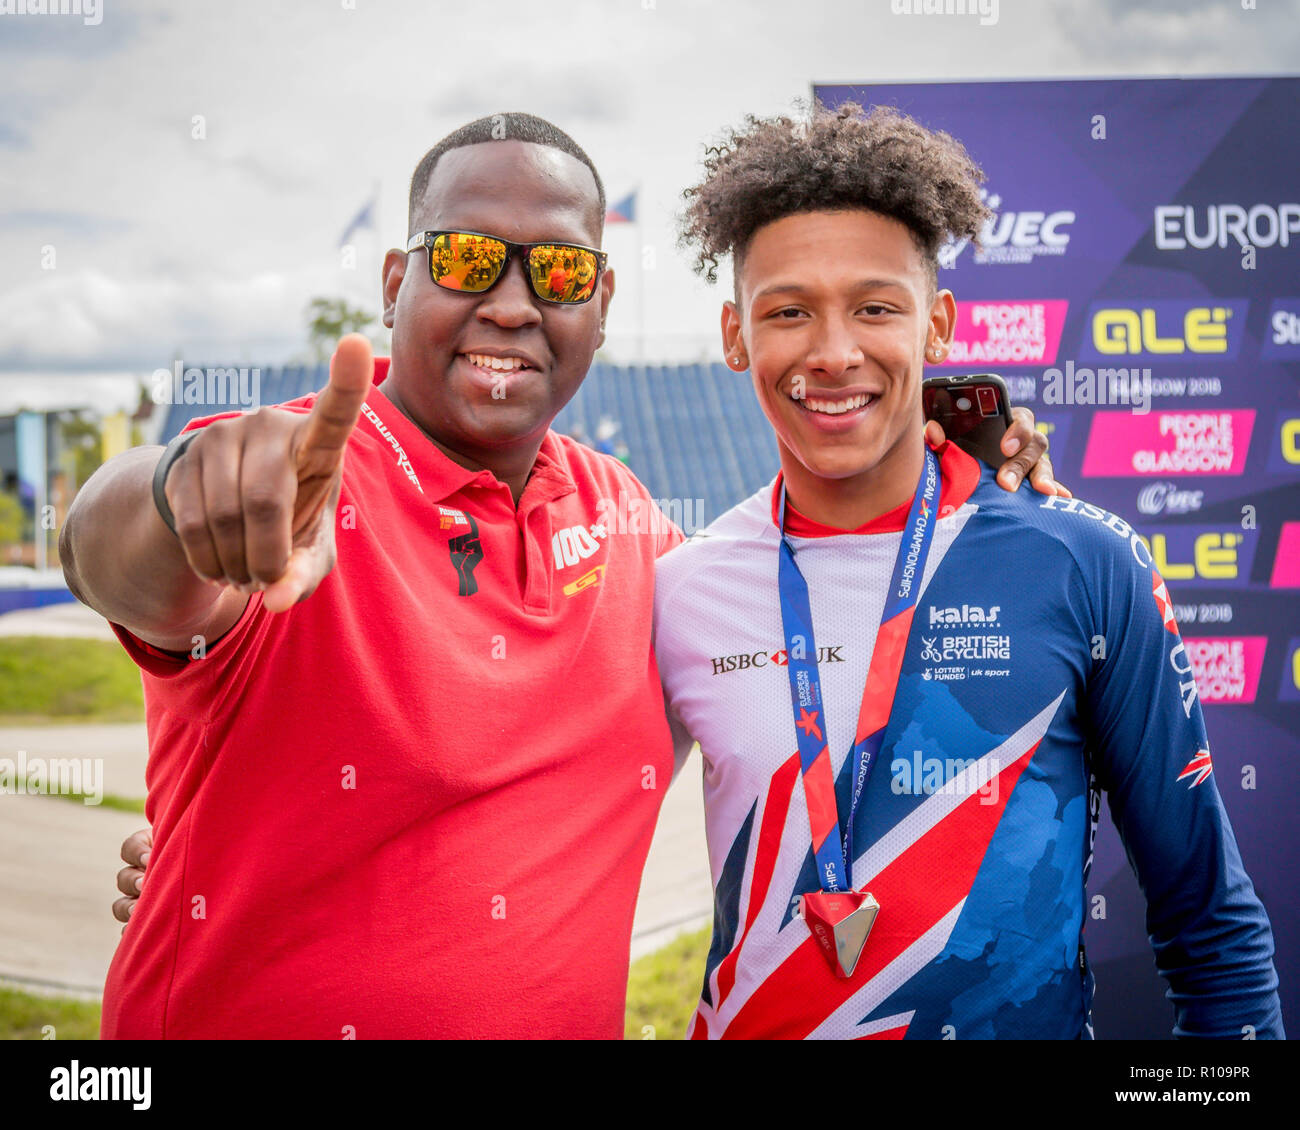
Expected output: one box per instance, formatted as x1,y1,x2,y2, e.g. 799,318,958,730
429,232,507,293
528,245,601,303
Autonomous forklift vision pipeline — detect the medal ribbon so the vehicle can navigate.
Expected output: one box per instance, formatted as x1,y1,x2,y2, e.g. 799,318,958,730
777,445,940,893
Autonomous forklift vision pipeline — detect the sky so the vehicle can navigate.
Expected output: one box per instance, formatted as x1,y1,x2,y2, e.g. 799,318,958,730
0,0,1296,412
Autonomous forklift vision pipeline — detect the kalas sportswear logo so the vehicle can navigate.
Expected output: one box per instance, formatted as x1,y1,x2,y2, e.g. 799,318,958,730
928,604,1001,628
710,645,845,676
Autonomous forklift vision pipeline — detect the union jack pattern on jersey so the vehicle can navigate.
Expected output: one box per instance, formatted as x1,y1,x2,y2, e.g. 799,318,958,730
653,442,1282,1040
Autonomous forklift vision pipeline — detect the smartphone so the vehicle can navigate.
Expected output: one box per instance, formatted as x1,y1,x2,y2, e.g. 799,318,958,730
922,373,1014,468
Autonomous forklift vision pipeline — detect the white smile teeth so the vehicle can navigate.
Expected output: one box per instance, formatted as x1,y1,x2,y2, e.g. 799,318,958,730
464,353,529,371
798,393,874,415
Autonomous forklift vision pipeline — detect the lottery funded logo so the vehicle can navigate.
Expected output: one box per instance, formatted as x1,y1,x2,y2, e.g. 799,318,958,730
1182,636,1267,706
1081,410,1255,477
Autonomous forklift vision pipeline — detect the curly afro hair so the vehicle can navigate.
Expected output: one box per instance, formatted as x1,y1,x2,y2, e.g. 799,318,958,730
678,101,990,296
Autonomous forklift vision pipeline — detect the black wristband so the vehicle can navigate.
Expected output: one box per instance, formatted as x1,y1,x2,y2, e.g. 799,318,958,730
151,430,199,536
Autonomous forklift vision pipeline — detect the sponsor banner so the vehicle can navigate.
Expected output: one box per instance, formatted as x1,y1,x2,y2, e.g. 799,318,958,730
1262,297,1300,361
936,299,1068,368
1081,300,1247,364
815,76,1299,1038
1184,636,1267,706
1081,410,1255,477
1279,638,1300,703
1139,526,1258,587
1270,522,1300,588
1135,481,1204,516
1268,412,1300,474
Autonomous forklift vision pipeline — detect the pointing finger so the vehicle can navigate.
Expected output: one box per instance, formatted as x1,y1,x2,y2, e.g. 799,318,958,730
298,334,373,469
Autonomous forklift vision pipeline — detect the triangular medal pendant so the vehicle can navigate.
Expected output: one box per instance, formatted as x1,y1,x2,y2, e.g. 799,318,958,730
799,890,880,979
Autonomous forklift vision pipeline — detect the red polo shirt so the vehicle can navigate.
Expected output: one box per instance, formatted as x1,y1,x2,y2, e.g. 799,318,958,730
101,359,682,1039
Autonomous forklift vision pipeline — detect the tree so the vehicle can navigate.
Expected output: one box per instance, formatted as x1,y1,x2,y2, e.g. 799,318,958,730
305,297,382,362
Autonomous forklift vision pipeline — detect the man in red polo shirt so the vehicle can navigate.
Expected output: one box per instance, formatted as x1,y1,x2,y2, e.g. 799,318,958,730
75,113,1058,1038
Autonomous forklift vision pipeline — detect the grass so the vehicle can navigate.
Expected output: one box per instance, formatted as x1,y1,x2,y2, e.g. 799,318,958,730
624,926,710,1040
0,636,143,723
0,926,712,1040
0,986,101,1040
20,786,146,814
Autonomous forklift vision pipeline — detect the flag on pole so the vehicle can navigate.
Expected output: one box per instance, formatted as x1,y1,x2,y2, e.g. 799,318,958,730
339,194,377,247
604,190,637,225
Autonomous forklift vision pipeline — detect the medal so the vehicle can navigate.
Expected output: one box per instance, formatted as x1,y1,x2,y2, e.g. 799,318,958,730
797,889,881,979
777,446,941,977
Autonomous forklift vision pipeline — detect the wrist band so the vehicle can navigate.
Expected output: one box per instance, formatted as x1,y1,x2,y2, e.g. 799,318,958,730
151,430,199,536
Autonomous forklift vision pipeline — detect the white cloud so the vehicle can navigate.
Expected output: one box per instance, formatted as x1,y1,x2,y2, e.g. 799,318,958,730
0,0,1296,371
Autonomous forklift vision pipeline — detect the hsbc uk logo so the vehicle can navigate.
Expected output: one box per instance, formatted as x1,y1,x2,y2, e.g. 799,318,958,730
710,645,845,677
928,604,1002,628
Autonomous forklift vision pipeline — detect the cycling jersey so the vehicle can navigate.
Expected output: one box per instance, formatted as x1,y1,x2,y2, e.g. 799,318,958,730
653,439,1282,1040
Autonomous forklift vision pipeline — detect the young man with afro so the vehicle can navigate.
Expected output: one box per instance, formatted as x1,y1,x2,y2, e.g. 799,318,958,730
656,102,1283,1040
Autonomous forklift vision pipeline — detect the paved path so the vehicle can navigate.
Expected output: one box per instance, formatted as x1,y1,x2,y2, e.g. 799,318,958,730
0,723,148,801
0,796,146,997
0,602,117,641
0,730,713,996
630,756,713,960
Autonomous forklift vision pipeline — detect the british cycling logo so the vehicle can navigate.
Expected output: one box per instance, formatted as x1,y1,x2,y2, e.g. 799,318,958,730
938,188,1074,268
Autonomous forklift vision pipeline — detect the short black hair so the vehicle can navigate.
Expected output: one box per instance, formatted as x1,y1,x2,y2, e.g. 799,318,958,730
678,101,990,297
407,112,606,232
